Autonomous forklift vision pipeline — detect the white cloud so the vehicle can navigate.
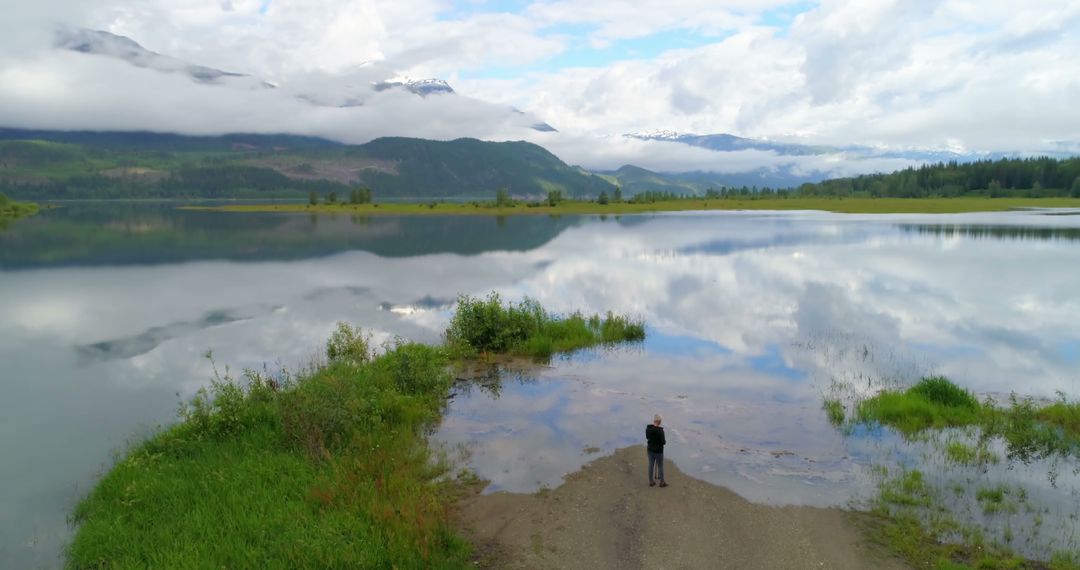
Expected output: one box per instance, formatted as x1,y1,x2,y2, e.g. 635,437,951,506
461,0,1080,152
0,0,1077,173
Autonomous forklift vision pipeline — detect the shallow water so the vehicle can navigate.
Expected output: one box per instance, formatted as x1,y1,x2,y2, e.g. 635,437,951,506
2,203,1079,566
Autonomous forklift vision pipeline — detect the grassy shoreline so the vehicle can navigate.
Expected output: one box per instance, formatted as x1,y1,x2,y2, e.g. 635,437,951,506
181,197,1080,216
66,296,645,568
0,193,39,228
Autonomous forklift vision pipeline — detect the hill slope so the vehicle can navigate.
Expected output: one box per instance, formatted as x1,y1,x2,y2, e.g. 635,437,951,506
0,129,612,200
347,137,612,198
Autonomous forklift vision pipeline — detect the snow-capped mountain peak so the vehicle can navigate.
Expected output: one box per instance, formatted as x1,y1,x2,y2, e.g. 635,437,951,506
626,129,686,140
373,76,454,97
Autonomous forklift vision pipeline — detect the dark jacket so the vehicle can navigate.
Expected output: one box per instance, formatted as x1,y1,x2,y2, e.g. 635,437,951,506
646,424,666,454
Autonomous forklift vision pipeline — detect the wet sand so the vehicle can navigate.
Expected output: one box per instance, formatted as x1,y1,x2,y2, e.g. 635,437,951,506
456,446,910,570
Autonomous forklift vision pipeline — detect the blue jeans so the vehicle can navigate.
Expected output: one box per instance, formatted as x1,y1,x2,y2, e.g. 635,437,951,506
648,450,664,482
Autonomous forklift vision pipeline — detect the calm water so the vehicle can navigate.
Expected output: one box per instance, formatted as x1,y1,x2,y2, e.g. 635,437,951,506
2,203,1079,566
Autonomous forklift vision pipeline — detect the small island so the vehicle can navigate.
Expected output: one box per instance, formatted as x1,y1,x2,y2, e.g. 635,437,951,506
0,193,38,227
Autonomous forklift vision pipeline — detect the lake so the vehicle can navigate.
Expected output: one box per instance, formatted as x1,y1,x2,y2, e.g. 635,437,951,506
2,203,1079,567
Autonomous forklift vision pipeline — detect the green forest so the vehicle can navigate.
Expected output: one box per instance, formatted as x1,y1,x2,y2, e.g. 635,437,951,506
790,157,1080,198
0,131,611,200
1,129,1079,201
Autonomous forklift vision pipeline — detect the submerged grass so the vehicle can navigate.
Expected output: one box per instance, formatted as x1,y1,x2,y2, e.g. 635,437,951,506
68,295,646,568
869,469,1080,570
823,398,845,427
445,292,645,359
837,377,1080,568
943,440,999,466
851,377,1080,460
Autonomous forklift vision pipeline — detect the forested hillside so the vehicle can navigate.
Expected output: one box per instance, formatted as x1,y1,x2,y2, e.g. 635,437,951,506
2,129,1077,201
793,157,1080,198
0,130,613,200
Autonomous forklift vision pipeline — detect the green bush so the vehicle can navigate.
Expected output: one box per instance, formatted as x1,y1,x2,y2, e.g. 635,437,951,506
325,322,370,363
909,376,979,410
445,292,644,358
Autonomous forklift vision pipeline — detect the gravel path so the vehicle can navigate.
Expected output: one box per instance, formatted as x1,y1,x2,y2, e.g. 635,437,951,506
456,446,910,570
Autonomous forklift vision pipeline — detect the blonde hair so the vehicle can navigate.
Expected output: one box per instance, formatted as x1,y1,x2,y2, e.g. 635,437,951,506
653,414,662,424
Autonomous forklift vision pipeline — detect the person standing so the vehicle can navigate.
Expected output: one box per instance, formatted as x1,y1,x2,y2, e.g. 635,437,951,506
646,414,667,487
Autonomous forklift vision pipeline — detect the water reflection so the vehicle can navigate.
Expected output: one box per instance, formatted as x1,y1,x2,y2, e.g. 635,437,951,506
0,202,582,268
2,205,1080,566
899,223,1080,241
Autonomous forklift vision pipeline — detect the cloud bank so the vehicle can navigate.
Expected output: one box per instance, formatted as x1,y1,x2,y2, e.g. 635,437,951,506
0,0,1077,175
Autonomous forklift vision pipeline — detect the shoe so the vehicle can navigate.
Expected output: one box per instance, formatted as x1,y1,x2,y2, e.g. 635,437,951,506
649,481,656,487
659,481,668,487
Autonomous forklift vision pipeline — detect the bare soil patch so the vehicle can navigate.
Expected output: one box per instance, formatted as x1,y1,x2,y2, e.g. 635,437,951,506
457,446,910,570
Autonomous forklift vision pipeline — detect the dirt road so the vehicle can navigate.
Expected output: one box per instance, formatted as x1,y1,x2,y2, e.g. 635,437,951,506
456,446,909,570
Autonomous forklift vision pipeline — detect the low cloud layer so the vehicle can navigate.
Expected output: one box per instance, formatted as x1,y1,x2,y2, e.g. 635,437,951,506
0,0,1077,175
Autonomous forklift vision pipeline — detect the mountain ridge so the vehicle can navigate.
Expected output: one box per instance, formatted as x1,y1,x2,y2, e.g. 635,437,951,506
0,128,613,199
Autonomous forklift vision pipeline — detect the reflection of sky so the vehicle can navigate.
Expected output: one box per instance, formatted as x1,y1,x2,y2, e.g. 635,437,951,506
3,207,1080,566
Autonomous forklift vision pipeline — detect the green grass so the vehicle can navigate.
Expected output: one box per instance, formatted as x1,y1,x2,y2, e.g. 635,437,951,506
0,192,38,228
868,470,1077,570
855,376,983,435
851,377,1080,460
1038,399,1080,434
823,398,845,426
445,292,645,359
68,335,471,569
944,441,999,466
836,379,1080,568
67,298,646,568
183,196,1080,216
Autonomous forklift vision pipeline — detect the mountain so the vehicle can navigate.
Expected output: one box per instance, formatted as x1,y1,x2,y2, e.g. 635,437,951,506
373,77,455,97
623,130,1001,188
57,29,274,90
348,137,609,198
625,130,1068,164
599,165,719,196
57,28,555,132
0,129,612,200
626,130,841,156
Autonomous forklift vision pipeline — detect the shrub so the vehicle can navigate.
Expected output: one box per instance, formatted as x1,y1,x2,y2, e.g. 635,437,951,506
445,292,644,358
326,322,370,363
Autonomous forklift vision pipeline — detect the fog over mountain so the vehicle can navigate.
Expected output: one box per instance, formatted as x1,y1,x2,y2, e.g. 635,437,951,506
1,0,1077,180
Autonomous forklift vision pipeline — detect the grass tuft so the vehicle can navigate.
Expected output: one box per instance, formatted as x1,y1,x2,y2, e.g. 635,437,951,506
823,398,845,427
445,292,644,359
908,376,980,410
855,377,982,435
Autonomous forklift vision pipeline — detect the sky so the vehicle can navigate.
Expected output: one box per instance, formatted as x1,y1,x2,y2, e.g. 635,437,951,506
0,0,1078,173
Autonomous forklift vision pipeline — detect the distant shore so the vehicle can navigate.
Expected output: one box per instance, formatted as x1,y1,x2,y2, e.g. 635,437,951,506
182,197,1080,216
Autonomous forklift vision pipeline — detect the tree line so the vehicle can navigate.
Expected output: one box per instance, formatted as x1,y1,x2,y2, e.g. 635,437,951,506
606,157,1080,201
791,156,1080,198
